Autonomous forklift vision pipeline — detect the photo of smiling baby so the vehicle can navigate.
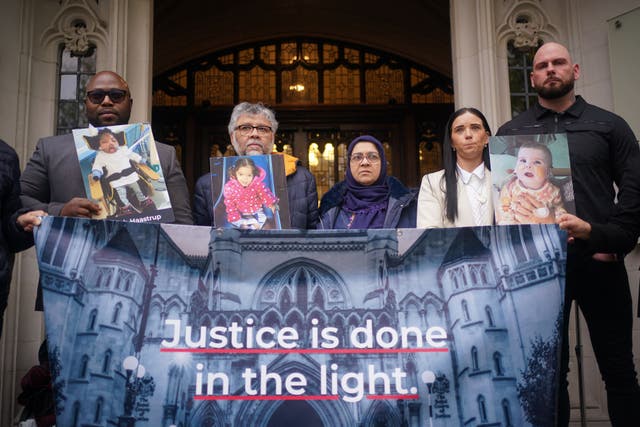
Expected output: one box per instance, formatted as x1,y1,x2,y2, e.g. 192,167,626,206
489,134,575,225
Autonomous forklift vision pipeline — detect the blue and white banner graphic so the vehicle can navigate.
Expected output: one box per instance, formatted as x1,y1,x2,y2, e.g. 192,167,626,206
36,217,566,427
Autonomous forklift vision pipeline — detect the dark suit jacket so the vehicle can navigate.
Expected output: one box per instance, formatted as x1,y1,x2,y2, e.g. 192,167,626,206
20,133,193,224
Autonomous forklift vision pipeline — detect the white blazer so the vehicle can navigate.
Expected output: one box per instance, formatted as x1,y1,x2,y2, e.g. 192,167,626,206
417,168,494,228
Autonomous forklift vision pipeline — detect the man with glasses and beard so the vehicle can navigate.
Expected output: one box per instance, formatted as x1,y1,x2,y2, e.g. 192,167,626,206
20,71,192,311
497,42,640,426
193,102,319,229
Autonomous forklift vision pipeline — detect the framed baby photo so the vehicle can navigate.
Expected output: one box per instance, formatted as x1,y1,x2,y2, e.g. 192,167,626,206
489,134,575,225
208,154,291,230
72,123,176,223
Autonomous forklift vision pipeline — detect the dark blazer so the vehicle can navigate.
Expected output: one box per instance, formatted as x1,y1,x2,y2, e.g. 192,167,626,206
20,133,193,224
1,139,35,335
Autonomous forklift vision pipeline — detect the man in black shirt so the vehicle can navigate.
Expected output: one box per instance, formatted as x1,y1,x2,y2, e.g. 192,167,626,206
497,42,640,426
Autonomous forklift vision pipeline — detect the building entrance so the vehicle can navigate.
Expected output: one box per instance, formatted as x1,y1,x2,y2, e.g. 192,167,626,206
151,38,454,193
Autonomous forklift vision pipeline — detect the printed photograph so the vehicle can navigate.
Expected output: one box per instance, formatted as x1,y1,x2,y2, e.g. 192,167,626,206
73,123,175,222
489,134,575,225
209,154,291,229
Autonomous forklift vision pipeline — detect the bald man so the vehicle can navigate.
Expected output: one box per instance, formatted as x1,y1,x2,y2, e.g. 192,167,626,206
20,71,192,223
498,42,640,426
20,71,193,308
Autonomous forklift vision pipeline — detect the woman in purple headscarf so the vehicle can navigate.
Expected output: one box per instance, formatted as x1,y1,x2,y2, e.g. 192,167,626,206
317,135,416,229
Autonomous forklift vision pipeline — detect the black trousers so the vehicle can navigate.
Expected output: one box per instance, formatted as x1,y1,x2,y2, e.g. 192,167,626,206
558,256,640,426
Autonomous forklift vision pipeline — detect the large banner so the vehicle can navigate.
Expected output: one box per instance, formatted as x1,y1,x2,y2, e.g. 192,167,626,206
36,218,566,427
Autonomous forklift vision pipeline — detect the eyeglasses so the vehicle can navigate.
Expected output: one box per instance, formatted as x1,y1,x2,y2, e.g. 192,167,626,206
235,124,273,136
86,89,128,105
349,152,381,163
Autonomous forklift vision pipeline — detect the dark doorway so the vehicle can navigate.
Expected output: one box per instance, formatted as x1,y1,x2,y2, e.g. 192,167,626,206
151,37,453,195
266,400,324,427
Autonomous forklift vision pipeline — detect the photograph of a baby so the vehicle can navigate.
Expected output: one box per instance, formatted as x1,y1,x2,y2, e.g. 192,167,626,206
73,123,174,222
86,128,156,216
223,157,279,229
489,134,575,225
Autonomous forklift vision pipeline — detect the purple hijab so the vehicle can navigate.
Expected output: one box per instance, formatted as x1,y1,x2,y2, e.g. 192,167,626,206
342,135,389,229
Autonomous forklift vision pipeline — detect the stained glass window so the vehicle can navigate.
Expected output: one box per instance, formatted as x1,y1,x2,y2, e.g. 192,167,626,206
365,65,403,104
153,38,453,108
323,66,360,104
153,70,188,107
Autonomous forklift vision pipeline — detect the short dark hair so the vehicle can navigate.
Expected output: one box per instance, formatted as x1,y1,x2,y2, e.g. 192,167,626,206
84,128,126,151
229,157,260,179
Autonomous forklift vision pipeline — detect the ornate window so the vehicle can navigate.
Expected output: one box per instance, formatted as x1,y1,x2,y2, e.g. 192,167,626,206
94,396,103,424
40,217,74,268
102,350,112,374
153,38,453,193
485,306,495,327
506,13,543,118
71,401,81,427
493,351,505,376
153,38,452,108
509,226,539,263
462,300,470,322
115,270,134,291
471,346,479,371
56,41,96,135
502,399,514,427
95,267,111,289
111,302,122,324
87,309,98,331
477,395,488,423
507,40,538,117
79,355,89,378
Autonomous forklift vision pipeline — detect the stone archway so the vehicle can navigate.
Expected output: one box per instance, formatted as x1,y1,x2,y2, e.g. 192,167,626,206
266,400,324,427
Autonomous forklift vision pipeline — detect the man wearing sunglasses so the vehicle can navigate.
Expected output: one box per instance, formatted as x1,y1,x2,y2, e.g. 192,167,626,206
19,71,192,312
193,102,319,229
20,70,192,225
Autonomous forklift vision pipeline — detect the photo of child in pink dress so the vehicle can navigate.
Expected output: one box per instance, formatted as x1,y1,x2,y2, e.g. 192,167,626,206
498,142,567,224
223,157,279,229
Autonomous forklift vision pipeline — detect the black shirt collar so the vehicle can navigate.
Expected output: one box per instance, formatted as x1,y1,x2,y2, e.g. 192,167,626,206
533,95,586,120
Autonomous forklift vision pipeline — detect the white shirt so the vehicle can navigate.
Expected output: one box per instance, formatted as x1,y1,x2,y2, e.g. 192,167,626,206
457,162,488,226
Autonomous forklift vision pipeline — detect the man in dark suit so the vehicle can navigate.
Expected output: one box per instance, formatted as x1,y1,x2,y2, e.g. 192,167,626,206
20,71,192,312
20,71,192,224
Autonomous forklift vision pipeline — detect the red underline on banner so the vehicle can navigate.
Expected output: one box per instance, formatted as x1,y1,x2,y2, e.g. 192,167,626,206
160,348,449,354
368,394,420,400
194,395,339,401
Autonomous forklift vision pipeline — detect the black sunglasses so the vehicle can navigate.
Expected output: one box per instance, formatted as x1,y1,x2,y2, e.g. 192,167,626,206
86,89,128,104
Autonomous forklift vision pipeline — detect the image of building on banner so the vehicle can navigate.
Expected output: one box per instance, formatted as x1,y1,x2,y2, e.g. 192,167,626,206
35,218,566,427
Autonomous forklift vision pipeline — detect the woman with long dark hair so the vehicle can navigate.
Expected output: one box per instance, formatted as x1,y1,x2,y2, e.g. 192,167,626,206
417,107,493,227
